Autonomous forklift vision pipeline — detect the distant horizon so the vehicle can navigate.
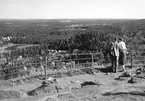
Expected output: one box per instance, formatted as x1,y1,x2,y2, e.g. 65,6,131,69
0,18,142,20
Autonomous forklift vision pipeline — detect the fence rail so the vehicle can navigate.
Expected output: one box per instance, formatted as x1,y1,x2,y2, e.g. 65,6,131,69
0,52,144,81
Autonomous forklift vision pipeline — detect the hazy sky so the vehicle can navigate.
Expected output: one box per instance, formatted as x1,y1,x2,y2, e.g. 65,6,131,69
0,0,145,19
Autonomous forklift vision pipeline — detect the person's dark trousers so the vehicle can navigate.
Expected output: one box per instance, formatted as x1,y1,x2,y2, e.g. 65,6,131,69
112,56,118,73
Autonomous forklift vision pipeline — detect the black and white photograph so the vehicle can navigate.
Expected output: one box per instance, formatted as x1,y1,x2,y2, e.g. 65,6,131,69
0,0,145,101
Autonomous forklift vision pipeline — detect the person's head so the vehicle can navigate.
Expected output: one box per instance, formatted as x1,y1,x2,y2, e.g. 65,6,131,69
119,37,123,42
113,37,117,42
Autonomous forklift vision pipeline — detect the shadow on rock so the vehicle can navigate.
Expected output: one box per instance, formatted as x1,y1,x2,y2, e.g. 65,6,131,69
81,81,101,87
97,66,113,73
103,91,145,96
27,81,57,96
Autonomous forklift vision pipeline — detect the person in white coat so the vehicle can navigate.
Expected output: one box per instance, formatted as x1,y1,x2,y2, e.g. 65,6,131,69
118,37,127,72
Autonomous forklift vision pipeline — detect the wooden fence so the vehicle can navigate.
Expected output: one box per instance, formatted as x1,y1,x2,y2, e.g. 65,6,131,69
0,52,144,81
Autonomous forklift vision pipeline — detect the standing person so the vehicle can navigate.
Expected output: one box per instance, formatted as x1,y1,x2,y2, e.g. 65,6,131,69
118,37,127,72
110,38,120,73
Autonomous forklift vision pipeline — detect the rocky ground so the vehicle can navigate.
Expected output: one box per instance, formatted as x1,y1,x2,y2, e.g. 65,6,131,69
0,66,145,101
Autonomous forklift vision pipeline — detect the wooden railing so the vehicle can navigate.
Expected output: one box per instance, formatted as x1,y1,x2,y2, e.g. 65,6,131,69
0,52,144,81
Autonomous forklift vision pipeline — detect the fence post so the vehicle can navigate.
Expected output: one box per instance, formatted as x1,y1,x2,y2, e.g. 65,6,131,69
45,56,47,80
91,53,94,68
131,52,133,68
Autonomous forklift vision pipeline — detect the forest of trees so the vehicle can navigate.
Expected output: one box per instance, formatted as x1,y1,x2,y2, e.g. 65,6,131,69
0,19,145,58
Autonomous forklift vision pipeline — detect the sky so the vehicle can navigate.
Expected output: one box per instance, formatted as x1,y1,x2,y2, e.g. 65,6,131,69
0,0,145,19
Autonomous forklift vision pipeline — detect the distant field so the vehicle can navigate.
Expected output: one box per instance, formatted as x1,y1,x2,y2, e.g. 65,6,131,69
0,19,132,40
0,43,37,53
